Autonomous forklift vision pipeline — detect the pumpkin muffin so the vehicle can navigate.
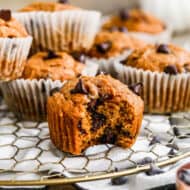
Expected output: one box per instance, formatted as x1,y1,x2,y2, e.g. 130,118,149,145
0,9,32,80
103,9,165,34
47,74,144,155
88,30,146,59
112,44,190,113
23,51,85,81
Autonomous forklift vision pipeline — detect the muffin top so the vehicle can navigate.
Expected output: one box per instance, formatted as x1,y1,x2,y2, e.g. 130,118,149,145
20,1,78,12
0,10,28,37
124,44,190,74
22,51,85,81
88,30,146,58
103,9,165,34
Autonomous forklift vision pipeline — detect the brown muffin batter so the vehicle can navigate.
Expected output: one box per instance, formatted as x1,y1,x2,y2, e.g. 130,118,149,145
103,9,165,34
22,51,85,81
0,10,28,37
88,31,146,58
47,75,144,155
124,44,190,74
20,2,78,12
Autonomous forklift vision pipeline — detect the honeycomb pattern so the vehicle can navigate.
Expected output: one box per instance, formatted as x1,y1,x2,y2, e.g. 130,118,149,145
0,101,190,181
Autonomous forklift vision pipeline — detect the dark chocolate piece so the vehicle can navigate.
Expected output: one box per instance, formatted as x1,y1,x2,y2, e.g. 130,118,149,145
157,44,170,54
91,112,106,132
70,79,88,94
118,26,128,33
0,10,11,21
119,9,130,21
129,83,143,96
77,120,86,134
71,52,86,63
100,128,117,144
96,41,112,54
43,50,61,60
164,65,178,75
58,0,69,4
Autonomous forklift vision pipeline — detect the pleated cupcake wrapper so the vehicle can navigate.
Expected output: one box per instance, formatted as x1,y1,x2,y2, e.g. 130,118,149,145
98,60,190,113
101,16,172,44
0,62,98,121
0,37,32,81
14,10,101,53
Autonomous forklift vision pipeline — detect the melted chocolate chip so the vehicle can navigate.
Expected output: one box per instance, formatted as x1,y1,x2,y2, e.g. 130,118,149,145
100,128,117,144
157,44,170,54
50,87,61,96
179,169,190,186
0,10,11,21
149,136,161,146
77,120,86,134
129,83,143,96
119,9,130,21
118,26,128,33
43,50,61,60
71,52,86,63
58,0,69,3
146,164,164,176
111,176,128,186
96,41,112,54
91,112,106,132
164,65,178,75
70,79,88,94
137,157,153,165
173,127,180,136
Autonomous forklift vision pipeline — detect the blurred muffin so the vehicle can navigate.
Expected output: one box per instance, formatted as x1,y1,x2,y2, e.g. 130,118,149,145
47,74,144,155
0,9,32,80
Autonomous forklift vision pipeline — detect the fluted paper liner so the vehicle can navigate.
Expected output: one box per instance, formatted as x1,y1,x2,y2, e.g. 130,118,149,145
98,61,190,113
0,37,32,80
14,10,101,53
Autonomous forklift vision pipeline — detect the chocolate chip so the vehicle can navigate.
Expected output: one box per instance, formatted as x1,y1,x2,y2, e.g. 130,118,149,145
96,41,112,54
179,169,190,186
157,44,170,54
146,164,164,176
168,148,177,158
173,127,180,136
50,87,61,96
118,26,128,33
129,83,143,96
43,50,61,60
77,120,86,134
111,176,128,186
149,136,161,146
119,9,130,21
70,79,88,94
58,0,69,3
137,157,153,165
100,128,117,144
164,65,178,75
0,10,11,21
71,52,86,63
91,112,106,132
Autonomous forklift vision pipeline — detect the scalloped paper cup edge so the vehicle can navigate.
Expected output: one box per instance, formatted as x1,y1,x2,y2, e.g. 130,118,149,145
14,10,101,53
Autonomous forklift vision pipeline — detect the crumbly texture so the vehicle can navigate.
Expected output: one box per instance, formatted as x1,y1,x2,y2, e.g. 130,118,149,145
0,17,28,37
22,52,85,81
88,31,146,58
20,2,78,12
103,9,165,34
47,75,144,155
124,44,190,73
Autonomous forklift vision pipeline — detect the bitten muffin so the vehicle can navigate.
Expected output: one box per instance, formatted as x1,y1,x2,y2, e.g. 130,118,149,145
88,30,146,59
103,9,165,34
47,74,144,155
0,9,32,80
124,44,190,74
22,51,85,81
20,1,78,12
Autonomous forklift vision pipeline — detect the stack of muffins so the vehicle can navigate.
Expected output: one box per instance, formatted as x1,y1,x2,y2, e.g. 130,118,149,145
0,1,189,155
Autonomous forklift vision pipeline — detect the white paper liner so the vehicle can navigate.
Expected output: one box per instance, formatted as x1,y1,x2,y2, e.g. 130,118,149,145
101,15,172,44
98,60,190,113
14,10,101,53
0,37,32,80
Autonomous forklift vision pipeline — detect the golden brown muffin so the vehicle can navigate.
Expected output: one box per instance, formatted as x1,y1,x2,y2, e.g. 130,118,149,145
20,1,78,12
22,51,85,81
124,44,190,74
47,75,144,155
88,31,146,59
103,9,165,34
0,10,28,37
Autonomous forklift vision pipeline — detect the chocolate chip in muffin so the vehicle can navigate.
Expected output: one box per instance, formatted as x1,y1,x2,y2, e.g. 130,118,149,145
100,128,117,144
91,112,106,132
157,44,171,54
179,169,190,186
71,52,86,63
119,9,130,21
70,79,88,94
77,120,87,134
50,87,61,96
164,65,178,75
43,50,61,60
129,83,143,96
118,26,128,33
0,10,11,21
96,41,112,54
58,0,69,4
